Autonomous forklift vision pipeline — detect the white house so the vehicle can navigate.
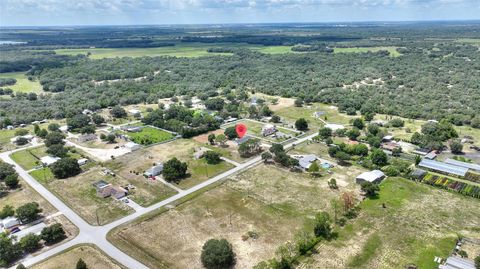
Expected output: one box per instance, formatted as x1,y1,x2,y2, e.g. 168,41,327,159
144,164,164,177
356,170,386,184
59,125,69,133
77,158,89,166
2,216,20,230
324,123,345,131
40,156,61,166
129,109,141,115
262,124,276,136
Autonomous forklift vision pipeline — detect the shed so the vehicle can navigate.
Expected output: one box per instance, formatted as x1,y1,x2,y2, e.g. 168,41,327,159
144,164,164,177
444,159,480,172
424,151,438,160
382,135,394,142
77,158,88,166
2,217,20,229
59,125,68,133
418,159,469,177
324,123,344,131
129,109,141,115
356,170,386,184
439,256,475,269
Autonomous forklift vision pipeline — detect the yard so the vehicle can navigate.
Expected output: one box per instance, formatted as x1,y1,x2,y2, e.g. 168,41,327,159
0,120,66,152
0,71,43,93
123,126,174,145
300,178,480,269
108,163,363,268
104,139,234,192
222,119,300,143
333,46,402,57
30,244,124,269
30,166,134,225
10,146,48,170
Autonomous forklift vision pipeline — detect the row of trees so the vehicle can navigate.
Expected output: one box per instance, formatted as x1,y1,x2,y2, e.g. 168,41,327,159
0,162,20,192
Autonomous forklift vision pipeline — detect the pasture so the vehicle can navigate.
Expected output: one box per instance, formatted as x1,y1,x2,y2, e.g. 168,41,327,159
302,178,480,269
123,126,174,145
334,46,402,57
0,71,43,93
31,244,124,269
108,163,362,268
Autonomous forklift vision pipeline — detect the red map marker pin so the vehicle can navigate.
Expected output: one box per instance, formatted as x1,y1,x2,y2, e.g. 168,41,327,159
236,123,247,138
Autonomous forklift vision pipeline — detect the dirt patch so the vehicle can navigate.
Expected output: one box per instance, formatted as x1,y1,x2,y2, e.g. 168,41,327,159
192,129,225,144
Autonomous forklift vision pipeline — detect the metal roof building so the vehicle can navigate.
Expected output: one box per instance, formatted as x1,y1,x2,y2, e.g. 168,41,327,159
439,256,475,269
444,159,480,172
418,159,469,177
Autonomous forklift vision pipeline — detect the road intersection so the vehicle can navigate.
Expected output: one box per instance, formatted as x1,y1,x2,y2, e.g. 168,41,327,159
1,132,318,268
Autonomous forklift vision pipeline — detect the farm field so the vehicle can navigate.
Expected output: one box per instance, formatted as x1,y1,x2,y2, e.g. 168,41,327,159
108,163,363,268
123,126,174,145
31,166,134,225
0,176,56,215
30,244,124,269
334,46,402,57
301,178,480,269
0,71,43,93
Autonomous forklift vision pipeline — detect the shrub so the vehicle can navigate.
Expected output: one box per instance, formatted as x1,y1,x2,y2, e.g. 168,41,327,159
162,157,188,181
201,239,236,269
204,151,221,165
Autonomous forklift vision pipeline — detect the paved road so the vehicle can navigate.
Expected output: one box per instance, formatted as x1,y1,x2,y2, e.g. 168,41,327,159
1,132,318,268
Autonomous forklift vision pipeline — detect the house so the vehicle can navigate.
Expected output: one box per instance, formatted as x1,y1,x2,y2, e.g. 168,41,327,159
313,111,325,118
261,124,276,136
121,126,142,132
125,142,141,151
297,155,318,170
78,133,97,143
2,216,20,230
439,256,475,269
381,142,401,152
144,164,164,177
40,156,61,166
324,123,345,131
77,158,88,166
356,170,386,184
93,180,128,199
11,223,47,242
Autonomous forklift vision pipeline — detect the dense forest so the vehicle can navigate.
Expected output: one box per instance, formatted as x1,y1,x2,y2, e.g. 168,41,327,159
1,23,480,127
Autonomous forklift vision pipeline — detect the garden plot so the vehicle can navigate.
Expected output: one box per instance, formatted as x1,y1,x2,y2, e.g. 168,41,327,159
301,178,480,269
108,185,305,269
104,139,234,191
31,244,124,269
31,166,134,225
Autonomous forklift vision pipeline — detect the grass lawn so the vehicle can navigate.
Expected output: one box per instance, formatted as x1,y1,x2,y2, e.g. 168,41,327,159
0,177,56,215
222,119,300,143
302,178,480,268
31,166,134,225
0,71,43,93
30,244,125,269
108,163,363,268
105,139,234,193
124,126,174,145
334,46,402,57
10,146,48,170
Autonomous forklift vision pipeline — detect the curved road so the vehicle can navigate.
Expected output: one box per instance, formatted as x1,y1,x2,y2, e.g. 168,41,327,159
1,132,317,268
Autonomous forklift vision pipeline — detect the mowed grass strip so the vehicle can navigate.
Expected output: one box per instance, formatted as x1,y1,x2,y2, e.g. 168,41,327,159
0,71,43,93
126,127,174,145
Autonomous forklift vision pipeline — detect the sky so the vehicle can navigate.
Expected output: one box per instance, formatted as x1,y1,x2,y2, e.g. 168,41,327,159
1,0,480,26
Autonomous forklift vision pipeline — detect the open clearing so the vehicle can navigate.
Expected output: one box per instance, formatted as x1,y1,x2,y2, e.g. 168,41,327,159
31,166,134,225
0,71,43,93
109,163,362,268
334,46,401,57
105,139,234,191
122,126,174,145
31,244,124,269
301,178,480,269
0,177,56,215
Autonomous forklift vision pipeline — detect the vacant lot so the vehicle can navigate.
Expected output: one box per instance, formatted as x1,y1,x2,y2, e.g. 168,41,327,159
0,71,43,93
10,146,48,170
301,178,480,269
0,177,56,216
31,244,124,269
31,166,134,225
105,139,234,191
109,163,362,268
123,126,174,145
334,46,401,57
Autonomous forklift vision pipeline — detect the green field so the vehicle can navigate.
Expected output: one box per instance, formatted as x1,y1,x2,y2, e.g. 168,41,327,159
125,127,174,145
52,43,295,59
0,71,43,93
334,47,401,57
10,146,48,170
